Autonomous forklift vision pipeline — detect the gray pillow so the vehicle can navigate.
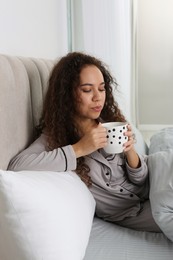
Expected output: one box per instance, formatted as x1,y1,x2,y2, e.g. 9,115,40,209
148,128,173,242
149,127,173,154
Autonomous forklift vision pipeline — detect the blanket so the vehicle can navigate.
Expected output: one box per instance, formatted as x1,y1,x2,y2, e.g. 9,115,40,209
148,127,173,242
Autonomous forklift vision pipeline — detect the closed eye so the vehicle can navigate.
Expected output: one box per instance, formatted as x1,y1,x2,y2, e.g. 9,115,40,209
82,89,91,93
99,88,106,92
82,88,105,93
79,82,105,93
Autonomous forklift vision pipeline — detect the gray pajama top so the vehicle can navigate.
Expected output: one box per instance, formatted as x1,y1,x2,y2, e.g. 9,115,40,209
8,134,149,222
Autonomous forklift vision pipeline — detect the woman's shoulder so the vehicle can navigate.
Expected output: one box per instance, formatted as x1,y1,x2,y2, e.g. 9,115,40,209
29,133,49,150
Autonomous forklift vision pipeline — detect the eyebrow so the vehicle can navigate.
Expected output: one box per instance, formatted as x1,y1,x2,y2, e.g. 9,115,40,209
80,82,105,87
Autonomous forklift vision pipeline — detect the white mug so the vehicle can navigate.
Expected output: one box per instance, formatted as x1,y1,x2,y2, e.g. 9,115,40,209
102,122,128,154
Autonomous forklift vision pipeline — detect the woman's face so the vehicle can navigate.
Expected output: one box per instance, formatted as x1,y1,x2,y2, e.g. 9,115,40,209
75,65,106,122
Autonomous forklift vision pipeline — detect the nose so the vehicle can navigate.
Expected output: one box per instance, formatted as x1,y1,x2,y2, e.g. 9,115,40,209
92,89,101,101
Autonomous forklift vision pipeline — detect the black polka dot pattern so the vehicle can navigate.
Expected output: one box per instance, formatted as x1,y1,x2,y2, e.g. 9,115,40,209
106,125,127,146
102,122,128,153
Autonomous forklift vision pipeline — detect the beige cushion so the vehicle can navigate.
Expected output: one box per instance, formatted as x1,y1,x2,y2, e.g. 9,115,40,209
0,54,54,169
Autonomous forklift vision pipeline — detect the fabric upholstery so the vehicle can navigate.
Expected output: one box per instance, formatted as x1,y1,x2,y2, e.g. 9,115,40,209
0,54,54,170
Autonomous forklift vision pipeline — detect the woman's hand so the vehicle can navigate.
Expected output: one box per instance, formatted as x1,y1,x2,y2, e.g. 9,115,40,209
123,124,136,152
123,124,140,168
72,123,107,158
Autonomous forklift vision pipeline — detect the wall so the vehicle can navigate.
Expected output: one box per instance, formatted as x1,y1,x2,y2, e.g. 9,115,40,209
137,0,173,131
0,0,68,59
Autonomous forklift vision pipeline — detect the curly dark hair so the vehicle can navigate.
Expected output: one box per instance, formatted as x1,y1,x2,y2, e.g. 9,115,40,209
37,52,126,186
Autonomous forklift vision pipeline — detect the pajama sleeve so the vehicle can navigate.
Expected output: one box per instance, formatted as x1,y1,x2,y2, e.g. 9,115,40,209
126,154,148,185
8,134,77,172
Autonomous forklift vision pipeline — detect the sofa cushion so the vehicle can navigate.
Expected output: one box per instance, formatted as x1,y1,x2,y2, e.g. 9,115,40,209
0,170,95,260
0,54,53,170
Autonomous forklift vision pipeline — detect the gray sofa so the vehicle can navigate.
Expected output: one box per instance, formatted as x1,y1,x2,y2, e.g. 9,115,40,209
1,54,173,260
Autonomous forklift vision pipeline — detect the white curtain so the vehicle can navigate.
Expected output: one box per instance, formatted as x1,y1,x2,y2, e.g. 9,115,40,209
70,0,133,122
135,0,173,129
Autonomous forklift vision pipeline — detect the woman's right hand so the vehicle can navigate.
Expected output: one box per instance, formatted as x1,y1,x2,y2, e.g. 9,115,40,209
72,123,107,158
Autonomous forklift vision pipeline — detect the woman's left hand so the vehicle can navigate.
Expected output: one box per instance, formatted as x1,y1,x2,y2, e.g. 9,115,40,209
123,124,140,169
123,124,136,153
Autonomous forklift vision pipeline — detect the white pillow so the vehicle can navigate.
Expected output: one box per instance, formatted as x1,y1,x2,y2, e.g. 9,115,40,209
0,170,96,260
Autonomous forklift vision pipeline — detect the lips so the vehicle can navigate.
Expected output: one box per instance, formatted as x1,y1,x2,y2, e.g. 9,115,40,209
91,106,102,112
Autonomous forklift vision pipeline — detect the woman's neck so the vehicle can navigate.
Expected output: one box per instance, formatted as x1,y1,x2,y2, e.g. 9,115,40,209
75,118,98,136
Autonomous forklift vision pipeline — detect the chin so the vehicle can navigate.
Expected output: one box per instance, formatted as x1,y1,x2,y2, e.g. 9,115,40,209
91,115,101,120
87,112,101,120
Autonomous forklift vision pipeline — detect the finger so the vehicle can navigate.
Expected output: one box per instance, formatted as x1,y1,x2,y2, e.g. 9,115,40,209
131,133,137,143
127,124,132,130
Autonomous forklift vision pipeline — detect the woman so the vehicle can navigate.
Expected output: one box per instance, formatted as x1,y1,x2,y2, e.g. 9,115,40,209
8,52,161,232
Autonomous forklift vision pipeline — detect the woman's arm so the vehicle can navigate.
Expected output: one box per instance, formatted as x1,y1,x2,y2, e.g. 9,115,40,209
8,124,107,172
8,134,77,172
123,124,148,185
125,153,148,185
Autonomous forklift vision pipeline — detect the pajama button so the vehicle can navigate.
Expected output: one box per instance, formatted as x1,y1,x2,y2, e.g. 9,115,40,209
106,172,109,175
106,183,109,186
120,189,123,192
130,194,134,197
